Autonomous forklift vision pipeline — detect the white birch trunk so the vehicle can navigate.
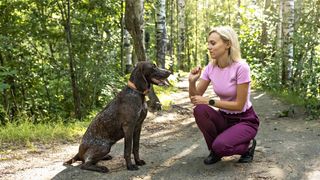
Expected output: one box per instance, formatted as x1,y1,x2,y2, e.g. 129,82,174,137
282,0,294,83
177,0,185,70
156,0,167,68
124,29,133,73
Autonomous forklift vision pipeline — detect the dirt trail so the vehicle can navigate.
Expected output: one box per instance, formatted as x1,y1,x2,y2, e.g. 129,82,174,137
0,77,320,180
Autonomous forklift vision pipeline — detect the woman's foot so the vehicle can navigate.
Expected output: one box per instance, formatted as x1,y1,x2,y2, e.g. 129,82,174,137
238,139,256,163
204,151,221,165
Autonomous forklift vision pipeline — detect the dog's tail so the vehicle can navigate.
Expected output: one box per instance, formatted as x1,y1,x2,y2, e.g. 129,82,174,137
63,153,80,165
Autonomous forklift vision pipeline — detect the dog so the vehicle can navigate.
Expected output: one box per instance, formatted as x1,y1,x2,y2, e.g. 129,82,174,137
64,61,171,173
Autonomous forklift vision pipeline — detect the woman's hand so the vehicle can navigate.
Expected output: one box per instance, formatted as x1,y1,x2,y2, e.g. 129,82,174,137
189,67,202,83
190,96,209,105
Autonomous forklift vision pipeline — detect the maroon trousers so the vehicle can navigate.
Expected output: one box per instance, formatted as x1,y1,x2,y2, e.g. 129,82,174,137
193,105,259,157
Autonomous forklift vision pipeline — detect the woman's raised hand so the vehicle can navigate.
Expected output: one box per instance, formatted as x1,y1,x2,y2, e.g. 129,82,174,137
188,67,202,83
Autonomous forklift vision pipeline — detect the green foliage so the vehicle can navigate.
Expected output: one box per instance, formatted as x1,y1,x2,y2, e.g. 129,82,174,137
0,0,124,124
0,0,319,125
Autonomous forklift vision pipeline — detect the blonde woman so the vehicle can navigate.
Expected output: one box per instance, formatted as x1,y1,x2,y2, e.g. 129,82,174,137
189,26,259,164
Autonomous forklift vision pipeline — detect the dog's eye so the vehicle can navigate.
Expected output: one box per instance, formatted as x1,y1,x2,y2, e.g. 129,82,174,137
152,64,157,69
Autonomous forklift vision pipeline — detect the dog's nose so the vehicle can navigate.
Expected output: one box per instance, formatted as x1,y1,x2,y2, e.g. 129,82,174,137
165,69,172,74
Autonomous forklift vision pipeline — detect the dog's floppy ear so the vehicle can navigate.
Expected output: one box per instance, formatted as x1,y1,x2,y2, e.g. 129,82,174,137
129,62,149,91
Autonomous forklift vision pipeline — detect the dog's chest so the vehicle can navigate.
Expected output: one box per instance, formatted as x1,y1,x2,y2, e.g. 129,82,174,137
135,101,146,116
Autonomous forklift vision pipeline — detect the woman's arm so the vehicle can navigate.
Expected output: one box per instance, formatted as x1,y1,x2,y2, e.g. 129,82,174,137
190,83,249,111
213,83,249,111
189,79,210,97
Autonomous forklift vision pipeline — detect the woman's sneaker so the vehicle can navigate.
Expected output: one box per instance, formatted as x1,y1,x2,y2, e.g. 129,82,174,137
238,139,256,163
204,151,221,165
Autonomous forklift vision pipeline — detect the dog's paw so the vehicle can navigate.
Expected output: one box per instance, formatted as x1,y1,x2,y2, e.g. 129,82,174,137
135,160,146,166
99,167,109,173
102,155,112,160
63,159,73,165
127,164,139,171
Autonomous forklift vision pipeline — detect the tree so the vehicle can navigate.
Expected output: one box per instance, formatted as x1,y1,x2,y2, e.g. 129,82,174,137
281,0,295,86
125,0,162,110
125,0,146,62
155,0,167,68
177,0,186,71
58,0,82,119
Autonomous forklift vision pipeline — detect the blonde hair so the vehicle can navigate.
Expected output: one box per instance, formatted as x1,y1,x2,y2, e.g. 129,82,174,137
208,26,242,65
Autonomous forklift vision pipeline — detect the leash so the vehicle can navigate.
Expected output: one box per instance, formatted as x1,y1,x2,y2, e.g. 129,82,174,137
127,80,149,95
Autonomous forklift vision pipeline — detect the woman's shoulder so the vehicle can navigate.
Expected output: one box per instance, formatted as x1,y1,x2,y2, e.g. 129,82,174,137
204,62,216,70
233,60,250,69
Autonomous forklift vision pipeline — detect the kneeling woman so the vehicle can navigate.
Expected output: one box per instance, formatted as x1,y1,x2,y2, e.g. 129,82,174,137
189,26,259,164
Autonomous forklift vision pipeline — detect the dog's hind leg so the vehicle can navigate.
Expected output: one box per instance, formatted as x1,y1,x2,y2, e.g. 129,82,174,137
63,153,80,165
80,146,111,173
80,160,109,173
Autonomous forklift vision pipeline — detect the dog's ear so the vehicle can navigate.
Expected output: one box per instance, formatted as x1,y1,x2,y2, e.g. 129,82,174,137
129,62,149,91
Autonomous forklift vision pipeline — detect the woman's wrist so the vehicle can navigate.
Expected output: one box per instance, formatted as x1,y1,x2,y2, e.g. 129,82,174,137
188,79,196,84
208,99,215,106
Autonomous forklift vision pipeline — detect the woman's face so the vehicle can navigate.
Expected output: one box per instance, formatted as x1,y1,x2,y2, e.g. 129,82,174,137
207,32,230,59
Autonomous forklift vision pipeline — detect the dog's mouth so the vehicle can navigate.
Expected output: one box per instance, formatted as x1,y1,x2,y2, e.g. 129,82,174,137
151,78,169,86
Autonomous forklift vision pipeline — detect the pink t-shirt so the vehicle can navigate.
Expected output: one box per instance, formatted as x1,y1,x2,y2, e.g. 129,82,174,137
201,61,252,114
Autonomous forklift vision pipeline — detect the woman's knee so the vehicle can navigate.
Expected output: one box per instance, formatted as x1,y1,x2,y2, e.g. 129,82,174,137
193,104,209,122
193,104,210,116
212,138,233,157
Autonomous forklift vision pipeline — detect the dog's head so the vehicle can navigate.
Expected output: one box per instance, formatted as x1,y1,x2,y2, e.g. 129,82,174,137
129,61,171,93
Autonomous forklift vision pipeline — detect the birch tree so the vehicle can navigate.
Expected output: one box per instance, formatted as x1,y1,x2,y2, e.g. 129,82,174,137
177,0,186,71
155,0,167,68
124,29,133,73
281,0,294,86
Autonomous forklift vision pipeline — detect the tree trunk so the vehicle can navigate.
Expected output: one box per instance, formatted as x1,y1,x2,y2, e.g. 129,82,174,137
276,0,283,86
125,0,146,62
64,0,81,119
177,0,185,71
260,0,270,65
281,0,294,87
169,0,174,72
195,0,198,67
124,29,133,73
155,0,167,68
120,0,125,74
125,0,162,111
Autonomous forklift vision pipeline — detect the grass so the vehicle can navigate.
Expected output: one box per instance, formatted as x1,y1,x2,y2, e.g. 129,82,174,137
267,90,305,106
0,120,90,150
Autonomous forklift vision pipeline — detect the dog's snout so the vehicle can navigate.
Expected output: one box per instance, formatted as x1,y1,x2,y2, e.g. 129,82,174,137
158,68,171,75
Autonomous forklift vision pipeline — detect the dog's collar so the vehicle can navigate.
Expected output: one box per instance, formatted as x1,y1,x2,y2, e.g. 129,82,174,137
127,80,149,95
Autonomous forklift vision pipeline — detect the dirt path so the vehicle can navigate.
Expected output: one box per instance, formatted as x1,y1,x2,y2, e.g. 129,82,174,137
1,77,320,180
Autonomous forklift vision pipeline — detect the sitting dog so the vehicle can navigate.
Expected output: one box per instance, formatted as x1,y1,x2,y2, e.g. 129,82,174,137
64,61,171,173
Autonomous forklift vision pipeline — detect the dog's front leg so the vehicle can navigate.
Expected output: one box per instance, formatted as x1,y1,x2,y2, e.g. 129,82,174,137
123,125,139,171
133,125,146,166
133,109,147,166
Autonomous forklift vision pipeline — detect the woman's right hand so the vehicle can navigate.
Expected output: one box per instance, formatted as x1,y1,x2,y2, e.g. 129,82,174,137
189,67,202,83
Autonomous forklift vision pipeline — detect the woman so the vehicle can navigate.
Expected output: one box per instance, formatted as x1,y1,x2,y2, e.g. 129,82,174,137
189,26,259,165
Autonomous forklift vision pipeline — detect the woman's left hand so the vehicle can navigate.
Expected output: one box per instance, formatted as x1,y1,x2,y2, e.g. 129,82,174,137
190,96,209,105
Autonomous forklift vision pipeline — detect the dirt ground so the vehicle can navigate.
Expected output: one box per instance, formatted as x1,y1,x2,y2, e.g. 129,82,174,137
0,77,320,180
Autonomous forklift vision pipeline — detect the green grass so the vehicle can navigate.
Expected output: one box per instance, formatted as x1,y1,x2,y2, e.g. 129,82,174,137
267,90,305,106
0,120,90,149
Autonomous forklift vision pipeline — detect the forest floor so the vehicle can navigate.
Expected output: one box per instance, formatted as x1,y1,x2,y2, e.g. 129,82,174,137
0,76,320,180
